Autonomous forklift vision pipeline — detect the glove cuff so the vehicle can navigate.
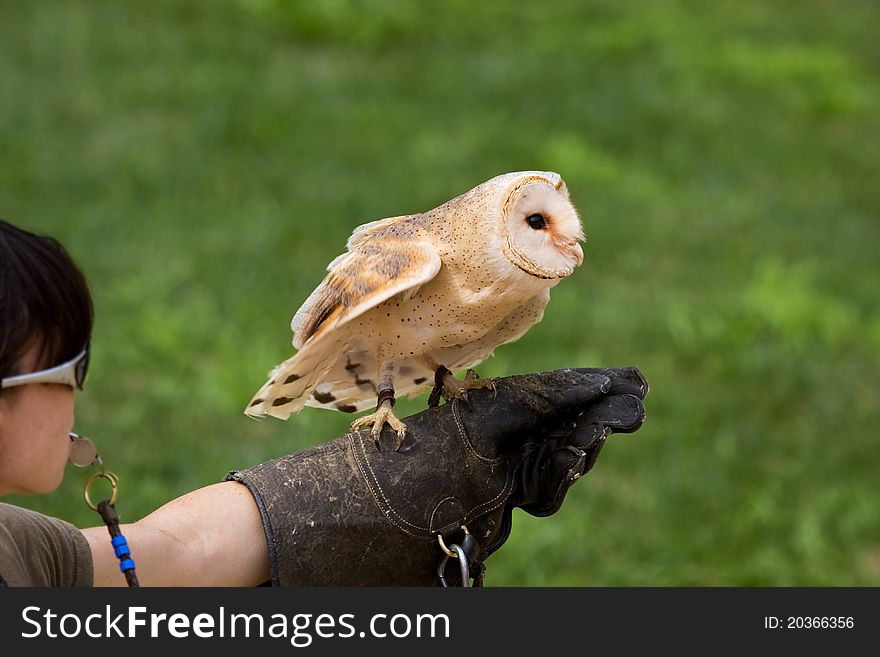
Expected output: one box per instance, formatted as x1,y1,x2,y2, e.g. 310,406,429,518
224,469,281,586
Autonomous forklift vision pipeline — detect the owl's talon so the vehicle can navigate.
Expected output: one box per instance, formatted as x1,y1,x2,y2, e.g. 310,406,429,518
433,368,496,407
351,398,407,452
371,423,384,453
393,427,407,452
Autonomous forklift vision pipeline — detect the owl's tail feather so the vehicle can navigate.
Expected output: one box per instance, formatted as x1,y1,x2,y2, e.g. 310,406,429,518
245,337,348,420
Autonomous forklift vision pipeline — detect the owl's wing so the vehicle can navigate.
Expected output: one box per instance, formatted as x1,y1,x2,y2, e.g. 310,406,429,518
346,214,415,250
291,229,441,349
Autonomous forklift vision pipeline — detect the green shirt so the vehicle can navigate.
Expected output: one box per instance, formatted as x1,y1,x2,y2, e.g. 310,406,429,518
0,502,93,586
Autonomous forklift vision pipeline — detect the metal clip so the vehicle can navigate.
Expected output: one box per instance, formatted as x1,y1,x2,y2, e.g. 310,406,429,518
437,544,470,587
437,525,471,587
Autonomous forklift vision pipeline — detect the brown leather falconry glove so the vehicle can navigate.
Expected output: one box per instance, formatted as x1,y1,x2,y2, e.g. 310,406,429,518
226,366,648,586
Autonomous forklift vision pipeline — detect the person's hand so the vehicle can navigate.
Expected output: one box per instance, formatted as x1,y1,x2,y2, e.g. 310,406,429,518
226,366,648,586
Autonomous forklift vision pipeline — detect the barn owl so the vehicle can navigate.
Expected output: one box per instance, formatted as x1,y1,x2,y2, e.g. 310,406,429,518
246,171,585,450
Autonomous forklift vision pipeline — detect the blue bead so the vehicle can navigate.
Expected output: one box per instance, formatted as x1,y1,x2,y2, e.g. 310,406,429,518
111,536,127,548
114,545,131,558
119,559,136,572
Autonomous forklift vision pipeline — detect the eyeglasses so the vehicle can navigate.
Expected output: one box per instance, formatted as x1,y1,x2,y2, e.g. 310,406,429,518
0,344,90,391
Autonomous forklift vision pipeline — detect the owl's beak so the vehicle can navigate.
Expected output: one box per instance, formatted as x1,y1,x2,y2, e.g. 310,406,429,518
567,242,584,267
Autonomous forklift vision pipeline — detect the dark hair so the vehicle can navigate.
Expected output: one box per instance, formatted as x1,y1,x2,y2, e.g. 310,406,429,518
0,220,93,386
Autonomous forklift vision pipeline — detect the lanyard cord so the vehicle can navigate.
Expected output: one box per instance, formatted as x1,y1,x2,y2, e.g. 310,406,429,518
83,465,139,588
95,499,140,587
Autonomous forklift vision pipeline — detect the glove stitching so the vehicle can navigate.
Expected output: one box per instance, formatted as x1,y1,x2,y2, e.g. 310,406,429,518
347,409,517,539
450,402,518,518
347,431,433,538
428,496,466,534
450,399,507,464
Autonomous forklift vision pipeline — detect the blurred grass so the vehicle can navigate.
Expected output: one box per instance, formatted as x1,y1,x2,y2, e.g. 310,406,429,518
2,0,879,585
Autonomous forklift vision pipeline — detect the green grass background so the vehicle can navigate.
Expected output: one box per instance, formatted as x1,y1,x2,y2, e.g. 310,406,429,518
3,0,879,585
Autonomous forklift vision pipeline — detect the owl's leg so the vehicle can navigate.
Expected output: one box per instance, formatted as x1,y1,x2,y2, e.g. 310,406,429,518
428,365,497,408
349,368,407,452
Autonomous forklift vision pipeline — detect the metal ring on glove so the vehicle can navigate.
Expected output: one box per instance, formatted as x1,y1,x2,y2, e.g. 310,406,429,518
437,524,470,558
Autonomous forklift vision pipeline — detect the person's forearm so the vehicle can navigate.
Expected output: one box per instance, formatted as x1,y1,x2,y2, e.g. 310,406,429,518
83,481,269,586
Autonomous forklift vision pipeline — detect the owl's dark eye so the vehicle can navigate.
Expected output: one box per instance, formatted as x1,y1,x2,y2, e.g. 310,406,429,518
526,213,546,230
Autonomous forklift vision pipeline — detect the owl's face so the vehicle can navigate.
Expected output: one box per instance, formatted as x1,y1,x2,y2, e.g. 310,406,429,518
500,173,584,280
